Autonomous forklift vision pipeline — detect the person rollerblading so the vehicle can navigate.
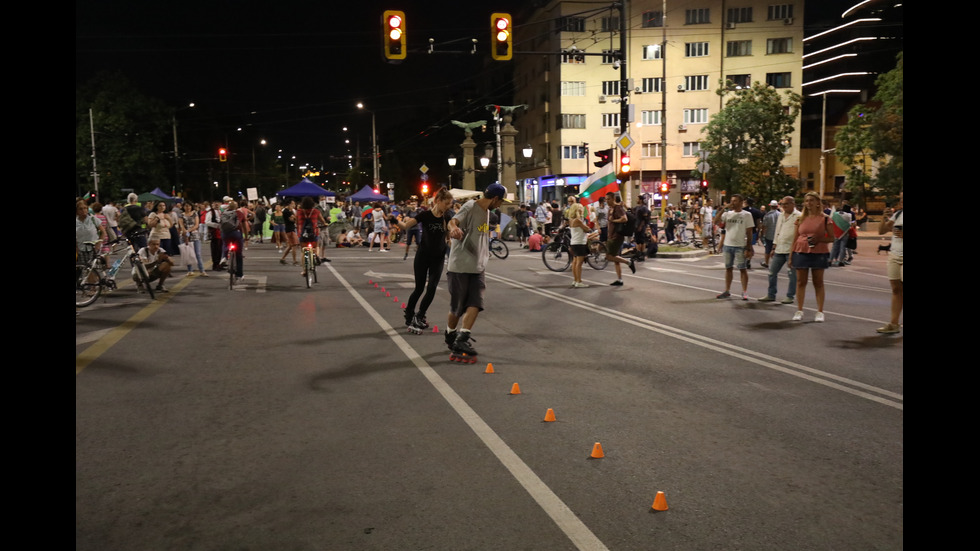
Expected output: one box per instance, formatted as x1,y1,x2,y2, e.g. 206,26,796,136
444,329,457,349
449,331,477,363
408,314,428,335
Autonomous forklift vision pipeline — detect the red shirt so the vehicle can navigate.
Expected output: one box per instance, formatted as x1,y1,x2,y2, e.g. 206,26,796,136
296,208,321,243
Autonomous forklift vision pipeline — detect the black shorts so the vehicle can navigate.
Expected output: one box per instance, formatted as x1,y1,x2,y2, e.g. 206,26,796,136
447,271,485,316
570,244,590,257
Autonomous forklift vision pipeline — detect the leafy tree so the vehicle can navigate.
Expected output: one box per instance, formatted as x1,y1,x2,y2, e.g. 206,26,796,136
699,81,802,202
835,52,903,205
76,72,173,202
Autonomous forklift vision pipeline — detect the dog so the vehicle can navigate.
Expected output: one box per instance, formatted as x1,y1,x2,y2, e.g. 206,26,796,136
877,242,891,254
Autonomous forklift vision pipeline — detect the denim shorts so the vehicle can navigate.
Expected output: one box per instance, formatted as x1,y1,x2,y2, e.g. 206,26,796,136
792,252,830,270
722,245,747,269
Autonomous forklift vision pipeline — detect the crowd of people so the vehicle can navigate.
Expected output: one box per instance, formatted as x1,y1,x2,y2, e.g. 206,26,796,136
77,187,902,335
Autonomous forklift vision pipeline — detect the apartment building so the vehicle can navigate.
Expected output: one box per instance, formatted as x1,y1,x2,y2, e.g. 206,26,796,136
512,0,804,206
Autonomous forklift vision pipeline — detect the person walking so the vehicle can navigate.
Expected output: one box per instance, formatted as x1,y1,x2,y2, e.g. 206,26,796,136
271,203,286,251
398,188,453,332
368,202,390,252
443,184,508,359
791,192,835,322
758,196,799,303
876,192,903,334
603,192,637,286
761,200,780,267
279,200,300,265
146,201,174,255
513,203,530,248
179,201,207,276
714,194,755,300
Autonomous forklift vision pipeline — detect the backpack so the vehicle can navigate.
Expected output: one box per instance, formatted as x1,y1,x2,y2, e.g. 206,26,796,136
117,206,141,236
620,208,637,237
220,210,239,233
300,210,316,241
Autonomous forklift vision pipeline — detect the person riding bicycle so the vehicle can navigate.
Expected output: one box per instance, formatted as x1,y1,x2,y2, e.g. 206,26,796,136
296,196,323,276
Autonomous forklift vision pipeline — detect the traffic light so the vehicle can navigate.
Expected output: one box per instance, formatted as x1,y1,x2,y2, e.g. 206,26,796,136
421,182,429,195
618,153,631,179
659,181,669,194
218,147,227,162
701,179,709,191
593,148,612,168
491,13,512,61
382,10,406,61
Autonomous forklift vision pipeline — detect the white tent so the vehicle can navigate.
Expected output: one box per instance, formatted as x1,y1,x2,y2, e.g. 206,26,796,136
449,188,481,201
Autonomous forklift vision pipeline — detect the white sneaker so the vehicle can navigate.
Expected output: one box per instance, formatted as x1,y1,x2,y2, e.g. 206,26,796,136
380,248,389,253
572,281,589,288
792,311,803,321
814,312,825,322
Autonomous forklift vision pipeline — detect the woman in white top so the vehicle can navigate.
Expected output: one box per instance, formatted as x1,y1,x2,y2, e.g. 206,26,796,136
568,203,599,288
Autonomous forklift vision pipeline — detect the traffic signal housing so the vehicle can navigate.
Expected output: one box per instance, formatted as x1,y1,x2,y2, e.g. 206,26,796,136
491,13,512,61
421,182,429,195
618,153,631,179
659,181,670,194
594,148,613,168
218,147,227,162
382,10,406,62
701,179,709,191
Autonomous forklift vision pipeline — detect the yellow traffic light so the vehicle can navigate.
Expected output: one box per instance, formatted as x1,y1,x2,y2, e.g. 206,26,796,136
382,10,406,61
218,147,227,162
491,13,512,61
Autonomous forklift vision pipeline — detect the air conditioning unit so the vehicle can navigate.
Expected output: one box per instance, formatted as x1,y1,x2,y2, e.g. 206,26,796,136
677,84,686,92
726,21,736,29
678,124,687,131
634,87,642,94
598,95,607,103
783,17,794,25
613,127,622,135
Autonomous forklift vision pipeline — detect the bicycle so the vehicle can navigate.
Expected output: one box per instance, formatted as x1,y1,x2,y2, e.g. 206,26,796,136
302,242,318,288
489,236,509,259
76,241,109,308
541,227,608,272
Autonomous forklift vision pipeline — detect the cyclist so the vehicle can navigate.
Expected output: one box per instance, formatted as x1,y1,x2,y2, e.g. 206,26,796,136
295,196,323,277
397,187,453,332
220,200,247,281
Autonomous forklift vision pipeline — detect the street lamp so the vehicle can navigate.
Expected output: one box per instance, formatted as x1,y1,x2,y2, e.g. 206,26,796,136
809,89,861,198
356,102,380,191
171,102,195,196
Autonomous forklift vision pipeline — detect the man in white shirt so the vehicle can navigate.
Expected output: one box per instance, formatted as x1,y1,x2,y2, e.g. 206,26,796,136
713,194,755,300
101,200,120,237
758,196,800,303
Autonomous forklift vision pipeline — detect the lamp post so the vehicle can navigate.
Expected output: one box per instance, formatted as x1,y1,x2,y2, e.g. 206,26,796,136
171,102,195,196
810,89,861,198
356,102,380,191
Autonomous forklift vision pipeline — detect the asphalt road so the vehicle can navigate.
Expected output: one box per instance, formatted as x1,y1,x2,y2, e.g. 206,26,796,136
76,237,903,550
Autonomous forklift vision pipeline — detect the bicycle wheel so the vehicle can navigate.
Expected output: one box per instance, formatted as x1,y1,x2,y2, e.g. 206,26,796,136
490,238,509,259
542,241,571,272
305,251,313,288
134,260,155,299
75,263,104,308
586,246,608,270
228,252,237,290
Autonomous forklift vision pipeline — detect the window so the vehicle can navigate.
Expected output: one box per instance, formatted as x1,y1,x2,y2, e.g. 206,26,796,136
562,145,587,159
726,40,752,57
601,49,620,64
685,8,710,24
641,77,663,93
767,4,794,20
560,81,586,96
642,11,664,27
642,142,663,158
561,49,586,64
683,108,709,124
642,44,663,60
766,38,793,54
727,7,753,23
560,114,586,129
602,81,620,96
766,72,792,88
556,16,585,32
684,75,710,91
685,42,710,57
726,74,751,88
601,16,620,32
641,110,662,126
602,113,620,128
683,142,702,157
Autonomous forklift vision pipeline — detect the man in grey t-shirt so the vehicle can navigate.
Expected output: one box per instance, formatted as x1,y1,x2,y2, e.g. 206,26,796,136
444,183,508,357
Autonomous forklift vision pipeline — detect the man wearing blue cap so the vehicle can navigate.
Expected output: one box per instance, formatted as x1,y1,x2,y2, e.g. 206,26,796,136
444,183,508,360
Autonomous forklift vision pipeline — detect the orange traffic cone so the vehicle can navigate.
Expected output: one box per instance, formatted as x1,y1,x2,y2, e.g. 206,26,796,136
544,408,556,422
385,291,390,297
381,287,385,293
393,296,398,302
401,303,406,309
485,363,494,374
432,326,438,333
651,491,669,511
589,442,604,459
509,383,521,395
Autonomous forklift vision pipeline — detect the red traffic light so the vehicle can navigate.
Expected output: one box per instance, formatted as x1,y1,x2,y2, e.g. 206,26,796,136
382,10,406,61
218,148,228,162
619,154,631,174
491,13,513,61
659,182,669,194
421,183,429,194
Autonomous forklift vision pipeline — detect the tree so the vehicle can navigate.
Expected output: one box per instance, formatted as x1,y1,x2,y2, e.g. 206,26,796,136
76,72,173,202
699,81,802,202
835,52,903,205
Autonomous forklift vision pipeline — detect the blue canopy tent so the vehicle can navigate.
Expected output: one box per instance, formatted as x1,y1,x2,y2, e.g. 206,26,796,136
347,185,389,203
276,178,336,200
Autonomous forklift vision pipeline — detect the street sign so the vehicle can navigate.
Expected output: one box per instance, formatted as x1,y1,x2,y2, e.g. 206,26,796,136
616,133,634,153
419,164,429,174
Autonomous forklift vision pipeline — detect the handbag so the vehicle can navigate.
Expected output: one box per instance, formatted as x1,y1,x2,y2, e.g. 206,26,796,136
179,242,198,267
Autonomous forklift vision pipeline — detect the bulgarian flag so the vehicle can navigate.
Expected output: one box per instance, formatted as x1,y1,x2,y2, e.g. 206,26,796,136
577,163,618,207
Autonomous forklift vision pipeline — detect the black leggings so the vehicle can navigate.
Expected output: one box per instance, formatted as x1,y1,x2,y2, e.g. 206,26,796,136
407,253,444,318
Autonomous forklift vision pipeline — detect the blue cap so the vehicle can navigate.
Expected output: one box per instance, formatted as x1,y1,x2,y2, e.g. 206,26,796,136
484,183,507,200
